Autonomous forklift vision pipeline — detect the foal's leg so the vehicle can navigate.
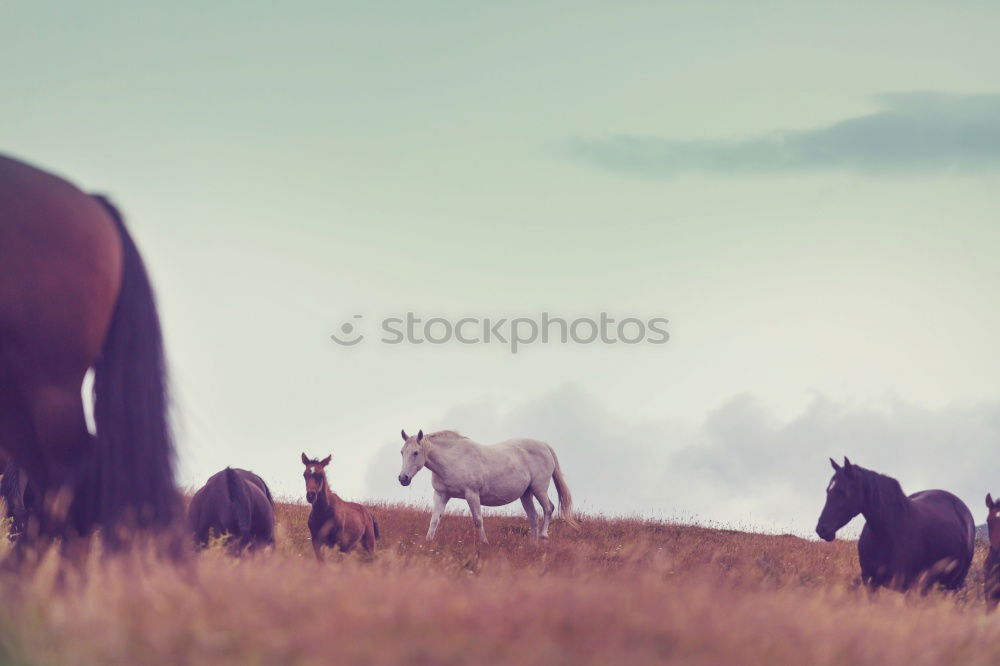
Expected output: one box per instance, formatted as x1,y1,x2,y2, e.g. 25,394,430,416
464,490,488,544
426,490,449,541
520,490,539,540
532,483,555,539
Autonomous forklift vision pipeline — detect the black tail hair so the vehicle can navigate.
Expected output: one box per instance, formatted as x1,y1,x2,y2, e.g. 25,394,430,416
89,195,180,537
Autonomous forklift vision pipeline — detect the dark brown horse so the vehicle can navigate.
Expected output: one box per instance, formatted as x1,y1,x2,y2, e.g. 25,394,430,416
816,457,975,592
301,453,378,560
0,154,178,542
188,468,275,552
984,494,1000,611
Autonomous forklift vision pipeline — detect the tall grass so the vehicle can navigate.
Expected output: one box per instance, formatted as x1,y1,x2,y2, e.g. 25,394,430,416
0,501,996,665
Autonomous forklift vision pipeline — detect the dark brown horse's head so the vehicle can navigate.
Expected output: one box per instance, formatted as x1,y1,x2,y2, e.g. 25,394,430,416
816,457,864,542
986,494,1000,551
301,453,332,504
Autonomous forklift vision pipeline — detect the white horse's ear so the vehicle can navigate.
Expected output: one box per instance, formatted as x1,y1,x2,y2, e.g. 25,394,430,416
301,452,310,465
401,429,408,441
417,430,424,443
320,454,332,466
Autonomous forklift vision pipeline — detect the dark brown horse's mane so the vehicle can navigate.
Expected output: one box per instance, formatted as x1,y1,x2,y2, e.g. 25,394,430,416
852,465,910,527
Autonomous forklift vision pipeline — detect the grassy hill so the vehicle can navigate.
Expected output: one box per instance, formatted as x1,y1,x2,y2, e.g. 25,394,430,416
0,500,996,665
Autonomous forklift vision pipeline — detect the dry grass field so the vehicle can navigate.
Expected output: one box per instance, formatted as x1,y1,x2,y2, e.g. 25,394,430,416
0,501,997,666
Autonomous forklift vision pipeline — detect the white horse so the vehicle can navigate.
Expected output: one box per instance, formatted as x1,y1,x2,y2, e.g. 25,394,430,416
398,429,578,543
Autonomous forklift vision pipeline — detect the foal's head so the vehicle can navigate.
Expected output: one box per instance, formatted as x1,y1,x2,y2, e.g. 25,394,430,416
301,453,332,504
398,429,426,486
816,457,865,542
986,494,1000,551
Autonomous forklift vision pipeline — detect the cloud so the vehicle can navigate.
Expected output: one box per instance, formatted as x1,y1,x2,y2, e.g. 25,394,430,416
567,92,1000,177
365,384,1000,536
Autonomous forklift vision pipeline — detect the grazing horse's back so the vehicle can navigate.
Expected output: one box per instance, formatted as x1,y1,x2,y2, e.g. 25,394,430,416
188,468,275,551
0,154,179,541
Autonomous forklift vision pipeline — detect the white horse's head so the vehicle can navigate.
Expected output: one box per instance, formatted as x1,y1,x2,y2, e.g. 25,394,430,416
398,429,426,486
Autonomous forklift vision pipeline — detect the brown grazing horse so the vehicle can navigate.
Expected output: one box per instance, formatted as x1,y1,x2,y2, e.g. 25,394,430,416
0,154,179,542
984,494,1000,611
188,468,275,553
816,457,975,592
301,454,379,560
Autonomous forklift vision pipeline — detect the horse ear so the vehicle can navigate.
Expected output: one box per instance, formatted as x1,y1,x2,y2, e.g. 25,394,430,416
987,493,995,510
843,457,853,470
401,429,408,442
829,458,841,472
301,452,310,465
320,455,332,467
417,430,424,443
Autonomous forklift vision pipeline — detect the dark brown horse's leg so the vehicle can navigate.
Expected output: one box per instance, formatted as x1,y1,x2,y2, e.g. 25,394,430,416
361,523,376,553
0,368,50,540
312,540,324,562
21,380,92,534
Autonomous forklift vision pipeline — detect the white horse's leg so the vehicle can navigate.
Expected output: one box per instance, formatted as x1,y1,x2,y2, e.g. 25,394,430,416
532,482,555,539
465,490,488,544
520,490,539,540
426,490,449,541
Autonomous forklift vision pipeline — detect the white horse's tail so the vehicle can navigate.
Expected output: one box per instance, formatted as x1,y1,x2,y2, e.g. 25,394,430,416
549,446,580,529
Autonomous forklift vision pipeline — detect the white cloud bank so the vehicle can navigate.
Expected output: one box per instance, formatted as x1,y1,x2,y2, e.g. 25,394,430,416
366,385,1000,536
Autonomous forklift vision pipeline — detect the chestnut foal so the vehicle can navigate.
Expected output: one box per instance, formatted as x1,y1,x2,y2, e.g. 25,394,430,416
985,494,1000,611
301,454,379,560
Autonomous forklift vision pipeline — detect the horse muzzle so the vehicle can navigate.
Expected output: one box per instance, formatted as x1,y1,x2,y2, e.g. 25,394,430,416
398,474,411,486
306,492,317,504
816,524,836,542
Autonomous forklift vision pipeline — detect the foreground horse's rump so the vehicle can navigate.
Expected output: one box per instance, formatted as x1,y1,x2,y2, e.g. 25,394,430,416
398,429,578,544
302,453,379,560
816,457,975,592
0,154,179,543
188,468,275,552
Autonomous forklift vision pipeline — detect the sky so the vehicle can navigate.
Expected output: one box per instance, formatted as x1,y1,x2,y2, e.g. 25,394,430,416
3,2,999,536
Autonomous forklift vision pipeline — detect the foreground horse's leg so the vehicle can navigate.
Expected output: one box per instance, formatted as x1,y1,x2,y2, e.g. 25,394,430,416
312,540,324,562
464,491,488,544
520,491,538,540
26,383,92,523
426,490,449,541
532,484,555,539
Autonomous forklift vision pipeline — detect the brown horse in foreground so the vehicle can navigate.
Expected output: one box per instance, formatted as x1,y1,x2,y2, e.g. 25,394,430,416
816,457,975,592
0,154,179,543
188,468,275,553
984,494,1000,611
301,454,378,560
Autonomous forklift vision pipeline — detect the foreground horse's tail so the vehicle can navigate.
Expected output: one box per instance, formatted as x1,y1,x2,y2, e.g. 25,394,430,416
91,196,180,535
548,446,580,529
225,468,252,535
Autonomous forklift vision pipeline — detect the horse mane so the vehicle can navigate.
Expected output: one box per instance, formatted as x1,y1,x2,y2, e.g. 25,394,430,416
425,430,470,446
853,465,909,525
